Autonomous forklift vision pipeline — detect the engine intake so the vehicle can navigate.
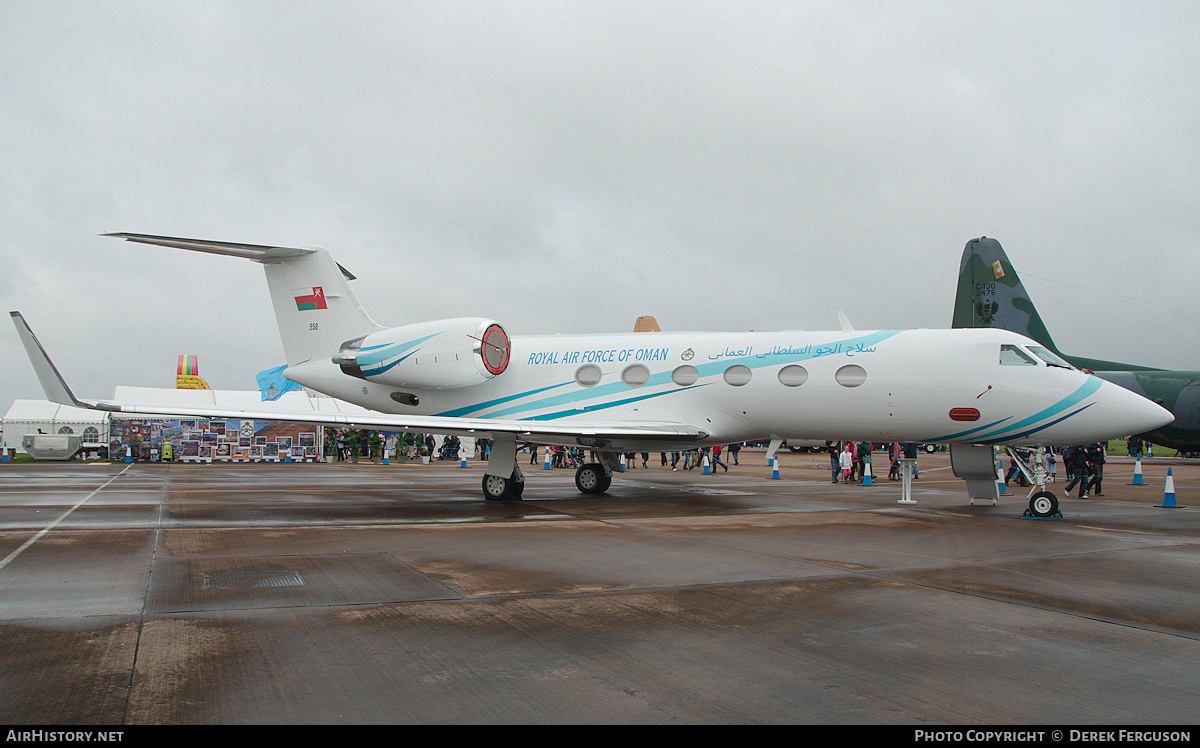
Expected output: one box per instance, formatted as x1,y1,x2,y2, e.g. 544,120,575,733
333,317,509,389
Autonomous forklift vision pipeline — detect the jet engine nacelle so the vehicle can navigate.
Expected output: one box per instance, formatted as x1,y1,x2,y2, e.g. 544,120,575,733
333,317,510,390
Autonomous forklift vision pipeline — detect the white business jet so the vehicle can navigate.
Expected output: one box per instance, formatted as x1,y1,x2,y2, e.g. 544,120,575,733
11,233,1172,516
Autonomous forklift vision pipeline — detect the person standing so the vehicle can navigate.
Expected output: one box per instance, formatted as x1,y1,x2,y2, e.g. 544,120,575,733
1086,443,1106,496
858,441,871,483
888,442,901,480
839,443,853,483
1063,446,1089,498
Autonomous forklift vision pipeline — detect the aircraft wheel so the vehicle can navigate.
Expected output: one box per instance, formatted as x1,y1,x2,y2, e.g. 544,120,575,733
1028,491,1059,518
575,463,605,494
482,474,516,502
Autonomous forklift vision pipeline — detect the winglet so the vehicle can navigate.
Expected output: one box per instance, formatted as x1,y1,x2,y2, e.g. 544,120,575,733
9,312,87,408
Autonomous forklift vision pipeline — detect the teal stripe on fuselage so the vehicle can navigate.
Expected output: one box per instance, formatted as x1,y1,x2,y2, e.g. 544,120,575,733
447,330,902,421
520,384,709,421
925,416,1015,443
436,380,577,418
359,332,442,376
975,403,1095,445
925,376,1103,443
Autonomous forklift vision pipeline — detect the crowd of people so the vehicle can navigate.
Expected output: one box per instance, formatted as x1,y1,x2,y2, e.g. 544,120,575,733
827,441,922,484
1003,443,1109,498
323,432,755,469
326,429,486,462
324,432,1150,499
525,445,744,471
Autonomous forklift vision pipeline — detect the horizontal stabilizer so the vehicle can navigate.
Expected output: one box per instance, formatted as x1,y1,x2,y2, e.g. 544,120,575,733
106,232,372,364
102,233,317,262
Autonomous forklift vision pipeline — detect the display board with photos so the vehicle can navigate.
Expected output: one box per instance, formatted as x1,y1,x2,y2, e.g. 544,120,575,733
108,417,325,461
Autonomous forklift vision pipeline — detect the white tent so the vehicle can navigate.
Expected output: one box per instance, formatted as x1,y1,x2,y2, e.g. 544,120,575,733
2,399,108,455
110,386,375,415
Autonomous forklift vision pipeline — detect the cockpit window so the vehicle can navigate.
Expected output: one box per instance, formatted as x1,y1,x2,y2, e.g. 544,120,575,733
999,344,1038,366
1028,345,1075,370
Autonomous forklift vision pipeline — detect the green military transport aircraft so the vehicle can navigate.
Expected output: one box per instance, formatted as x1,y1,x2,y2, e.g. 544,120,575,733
953,237,1199,456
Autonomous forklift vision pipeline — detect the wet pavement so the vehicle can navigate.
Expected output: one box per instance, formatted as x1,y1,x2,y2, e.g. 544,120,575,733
1,451,1198,724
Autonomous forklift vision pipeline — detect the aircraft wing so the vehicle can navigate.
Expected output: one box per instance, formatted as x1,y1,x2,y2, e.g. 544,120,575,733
78,400,707,445
10,311,708,447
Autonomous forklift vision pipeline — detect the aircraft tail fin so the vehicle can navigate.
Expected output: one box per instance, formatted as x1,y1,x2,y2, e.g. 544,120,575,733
951,237,1063,355
105,234,382,366
634,315,661,332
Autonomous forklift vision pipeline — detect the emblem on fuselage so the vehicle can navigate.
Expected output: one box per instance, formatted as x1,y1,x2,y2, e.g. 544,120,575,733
681,348,694,360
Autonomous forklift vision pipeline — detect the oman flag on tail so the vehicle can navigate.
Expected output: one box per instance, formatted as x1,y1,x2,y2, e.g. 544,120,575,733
293,287,327,311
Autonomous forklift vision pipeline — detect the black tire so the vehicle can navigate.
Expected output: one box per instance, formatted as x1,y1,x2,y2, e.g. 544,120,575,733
482,474,515,502
575,463,604,494
1028,491,1059,518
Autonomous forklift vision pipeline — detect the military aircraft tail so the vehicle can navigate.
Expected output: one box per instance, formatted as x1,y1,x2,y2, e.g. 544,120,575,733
951,237,1064,354
951,236,1162,372
105,234,383,367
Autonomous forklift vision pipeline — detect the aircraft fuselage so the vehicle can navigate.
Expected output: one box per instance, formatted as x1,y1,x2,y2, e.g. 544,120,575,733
284,326,1165,451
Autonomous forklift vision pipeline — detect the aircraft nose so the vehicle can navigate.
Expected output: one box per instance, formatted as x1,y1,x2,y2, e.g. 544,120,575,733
1093,378,1174,437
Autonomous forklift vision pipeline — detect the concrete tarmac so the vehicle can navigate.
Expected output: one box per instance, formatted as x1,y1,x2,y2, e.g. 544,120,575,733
1,450,1198,724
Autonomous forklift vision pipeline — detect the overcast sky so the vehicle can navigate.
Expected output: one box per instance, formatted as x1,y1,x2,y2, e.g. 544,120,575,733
3,0,1198,408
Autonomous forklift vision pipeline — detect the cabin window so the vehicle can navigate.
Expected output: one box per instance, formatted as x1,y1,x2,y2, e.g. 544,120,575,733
835,364,867,387
672,365,699,386
778,365,809,387
1028,346,1074,369
723,365,752,386
999,344,1037,366
621,364,650,388
574,364,602,387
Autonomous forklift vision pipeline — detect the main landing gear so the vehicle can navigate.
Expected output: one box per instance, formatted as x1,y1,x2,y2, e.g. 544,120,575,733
482,470,524,501
479,439,619,501
574,463,612,494
481,433,525,502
